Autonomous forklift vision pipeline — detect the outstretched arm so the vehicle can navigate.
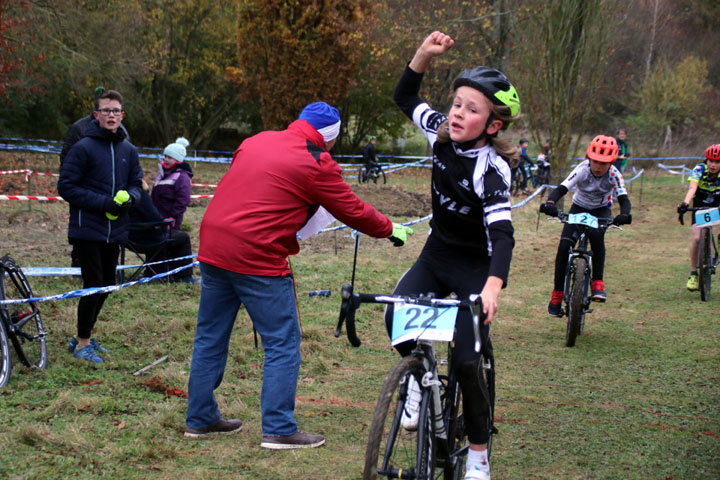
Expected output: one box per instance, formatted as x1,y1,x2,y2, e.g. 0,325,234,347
408,31,454,74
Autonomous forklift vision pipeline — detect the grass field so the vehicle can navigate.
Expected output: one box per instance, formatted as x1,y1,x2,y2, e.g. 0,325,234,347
0,156,718,480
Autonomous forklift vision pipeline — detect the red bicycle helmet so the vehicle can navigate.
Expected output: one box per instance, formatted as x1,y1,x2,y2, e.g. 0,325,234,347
586,135,618,163
705,144,720,161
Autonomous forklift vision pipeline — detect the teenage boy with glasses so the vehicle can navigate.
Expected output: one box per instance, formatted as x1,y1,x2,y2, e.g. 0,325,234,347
58,89,143,363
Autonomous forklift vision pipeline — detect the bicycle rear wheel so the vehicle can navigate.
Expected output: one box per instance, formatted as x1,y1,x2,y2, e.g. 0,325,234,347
566,257,587,347
364,356,435,480
0,256,47,369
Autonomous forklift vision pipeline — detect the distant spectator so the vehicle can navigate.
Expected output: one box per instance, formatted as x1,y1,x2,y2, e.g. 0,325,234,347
614,128,630,174
152,137,193,230
130,181,199,284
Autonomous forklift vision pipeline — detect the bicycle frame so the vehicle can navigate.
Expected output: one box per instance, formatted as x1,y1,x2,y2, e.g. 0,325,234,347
337,285,493,479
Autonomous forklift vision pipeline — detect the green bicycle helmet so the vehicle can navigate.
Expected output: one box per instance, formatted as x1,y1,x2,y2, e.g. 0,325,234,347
453,67,520,128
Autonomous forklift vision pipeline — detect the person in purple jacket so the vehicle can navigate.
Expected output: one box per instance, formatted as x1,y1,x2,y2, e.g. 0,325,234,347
152,137,193,230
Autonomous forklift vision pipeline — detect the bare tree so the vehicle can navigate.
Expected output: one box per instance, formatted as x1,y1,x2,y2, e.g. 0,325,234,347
516,0,617,175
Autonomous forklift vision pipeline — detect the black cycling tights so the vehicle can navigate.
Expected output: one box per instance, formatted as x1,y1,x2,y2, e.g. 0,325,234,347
553,204,610,291
384,235,492,444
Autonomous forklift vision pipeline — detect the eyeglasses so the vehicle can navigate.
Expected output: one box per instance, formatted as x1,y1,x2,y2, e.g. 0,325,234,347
96,108,123,116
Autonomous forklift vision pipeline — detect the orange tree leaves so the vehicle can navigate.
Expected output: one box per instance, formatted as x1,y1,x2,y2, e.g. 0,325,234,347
229,0,374,130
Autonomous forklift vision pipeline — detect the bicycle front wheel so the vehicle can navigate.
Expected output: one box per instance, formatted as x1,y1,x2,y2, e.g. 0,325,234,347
698,228,712,301
1,257,47,369
566,257,587,347
0,316,11,389
377,167,387,185
364,356,435,480
359,169,368,184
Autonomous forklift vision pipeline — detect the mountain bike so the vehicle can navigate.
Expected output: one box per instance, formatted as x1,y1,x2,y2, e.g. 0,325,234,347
679,206,720,301
359,164,387,184
335,284,495,480
0,255,48,389
548,212,623,347
511,163,533,195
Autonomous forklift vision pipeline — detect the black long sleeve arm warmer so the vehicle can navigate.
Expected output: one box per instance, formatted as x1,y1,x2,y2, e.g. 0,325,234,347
546,185,568,204
488,220,515,287
617,194,631,215
393,64,425,119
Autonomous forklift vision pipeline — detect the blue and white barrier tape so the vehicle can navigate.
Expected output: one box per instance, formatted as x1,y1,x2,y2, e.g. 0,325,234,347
0,262,199,305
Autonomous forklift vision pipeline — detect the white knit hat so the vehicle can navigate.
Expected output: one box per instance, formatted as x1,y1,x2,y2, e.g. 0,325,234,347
163,137,190,162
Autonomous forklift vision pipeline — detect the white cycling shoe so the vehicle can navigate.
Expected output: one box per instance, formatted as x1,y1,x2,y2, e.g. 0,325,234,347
464,465,491,480
400,375,421,431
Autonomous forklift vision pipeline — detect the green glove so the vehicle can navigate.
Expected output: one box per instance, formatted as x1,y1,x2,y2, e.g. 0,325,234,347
106,190,130,220
388,223,413,247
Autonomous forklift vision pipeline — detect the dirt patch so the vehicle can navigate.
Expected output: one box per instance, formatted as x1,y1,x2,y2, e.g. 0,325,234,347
350,184,430,217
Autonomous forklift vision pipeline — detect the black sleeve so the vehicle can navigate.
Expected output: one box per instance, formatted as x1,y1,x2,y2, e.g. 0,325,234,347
393,64,425,119
488,220,515,287
617,194,631,215
59,123,84,164
546,185,568,204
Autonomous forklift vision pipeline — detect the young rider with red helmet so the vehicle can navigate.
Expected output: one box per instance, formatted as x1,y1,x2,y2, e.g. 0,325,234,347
540,135,632,316
677,144,720,291
390,31,520,480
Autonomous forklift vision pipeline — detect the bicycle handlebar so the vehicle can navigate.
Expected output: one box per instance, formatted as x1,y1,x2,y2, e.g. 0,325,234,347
678,205,707,226
335,283,486,351
546,211,622,230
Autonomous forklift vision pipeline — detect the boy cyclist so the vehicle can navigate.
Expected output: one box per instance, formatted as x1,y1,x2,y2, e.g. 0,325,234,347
540,135,632,316
677,144,720,290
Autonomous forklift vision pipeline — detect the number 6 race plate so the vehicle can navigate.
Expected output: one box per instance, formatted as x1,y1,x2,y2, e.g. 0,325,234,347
695,207,720,227
391,303,459,346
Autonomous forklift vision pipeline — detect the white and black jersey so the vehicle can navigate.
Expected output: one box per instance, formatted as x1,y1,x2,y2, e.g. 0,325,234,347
394,65,514,284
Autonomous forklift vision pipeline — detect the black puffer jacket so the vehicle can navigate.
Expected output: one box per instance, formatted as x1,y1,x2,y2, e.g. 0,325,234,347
58,120,143,244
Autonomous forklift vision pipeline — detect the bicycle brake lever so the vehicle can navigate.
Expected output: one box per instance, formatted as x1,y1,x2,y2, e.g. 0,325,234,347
335,283,361,347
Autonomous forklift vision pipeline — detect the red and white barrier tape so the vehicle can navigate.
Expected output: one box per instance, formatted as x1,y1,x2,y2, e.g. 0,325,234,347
0,194,64,201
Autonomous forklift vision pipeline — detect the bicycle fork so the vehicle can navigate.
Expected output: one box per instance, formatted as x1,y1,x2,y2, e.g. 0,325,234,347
419,342,447,440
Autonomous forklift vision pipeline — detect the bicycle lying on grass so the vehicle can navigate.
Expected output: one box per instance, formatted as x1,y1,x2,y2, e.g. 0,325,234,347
336,283,495,480
0,255,48,389
359,164,387,185
547,211,624,347
679,206,720,301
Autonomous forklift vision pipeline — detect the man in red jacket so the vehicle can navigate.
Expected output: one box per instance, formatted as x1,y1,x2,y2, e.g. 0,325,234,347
184,102,412,449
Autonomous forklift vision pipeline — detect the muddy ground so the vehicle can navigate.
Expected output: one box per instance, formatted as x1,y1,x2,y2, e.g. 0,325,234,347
0,153,432,265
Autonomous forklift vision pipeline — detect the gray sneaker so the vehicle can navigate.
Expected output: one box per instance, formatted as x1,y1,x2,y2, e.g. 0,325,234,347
184,418,243,438
260,431,325,450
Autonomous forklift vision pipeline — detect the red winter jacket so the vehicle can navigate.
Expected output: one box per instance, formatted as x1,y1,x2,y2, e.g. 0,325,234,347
198,120,393,276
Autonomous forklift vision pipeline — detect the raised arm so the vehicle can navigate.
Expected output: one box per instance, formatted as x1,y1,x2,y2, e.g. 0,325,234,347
408,31,454,74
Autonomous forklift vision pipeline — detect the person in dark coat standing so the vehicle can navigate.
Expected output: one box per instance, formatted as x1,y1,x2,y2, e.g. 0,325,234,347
152,137,193,230
58,89,143,363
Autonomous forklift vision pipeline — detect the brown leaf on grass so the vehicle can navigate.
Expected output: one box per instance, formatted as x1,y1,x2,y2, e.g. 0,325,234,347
117,421,126,430
142,376,188,398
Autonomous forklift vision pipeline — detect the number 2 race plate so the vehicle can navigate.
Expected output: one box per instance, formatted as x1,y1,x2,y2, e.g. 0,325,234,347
391,303,458,346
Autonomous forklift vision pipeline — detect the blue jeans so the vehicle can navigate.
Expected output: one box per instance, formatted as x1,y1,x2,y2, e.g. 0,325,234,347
186,262,301,436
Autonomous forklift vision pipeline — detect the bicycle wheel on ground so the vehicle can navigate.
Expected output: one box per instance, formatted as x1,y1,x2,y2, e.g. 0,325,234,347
376,167,387,185
442,375,465,480
359,169,368,184
0,311,11,389
566,257,587,347
0,256,47,369
698,228,712,301
364,356,435,480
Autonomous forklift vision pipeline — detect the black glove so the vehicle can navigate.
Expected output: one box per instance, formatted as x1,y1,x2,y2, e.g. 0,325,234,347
106,201,122,217
677,202,688,215
540,202,558,217
612,214,632,226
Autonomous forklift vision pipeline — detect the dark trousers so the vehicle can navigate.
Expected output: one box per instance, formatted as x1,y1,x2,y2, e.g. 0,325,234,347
553,204,610,291
72,240,119,339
